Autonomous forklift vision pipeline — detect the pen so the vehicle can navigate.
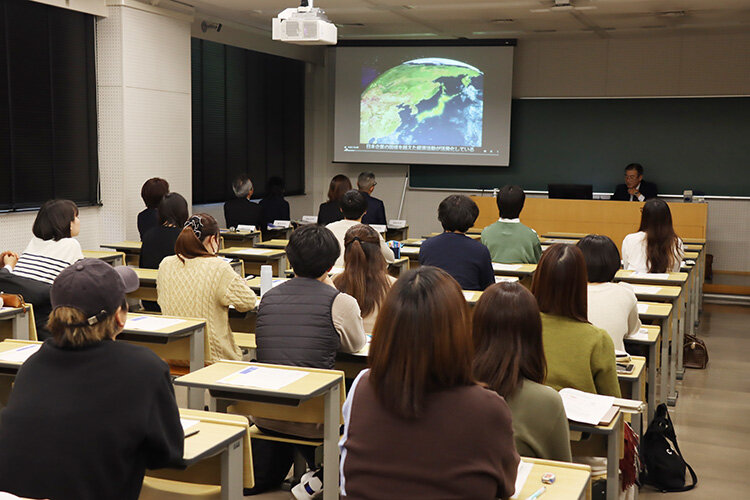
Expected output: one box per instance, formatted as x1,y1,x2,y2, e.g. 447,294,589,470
525,486,546,500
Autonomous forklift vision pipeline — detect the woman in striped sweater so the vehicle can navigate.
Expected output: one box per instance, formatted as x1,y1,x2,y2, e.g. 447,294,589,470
13,199,84,285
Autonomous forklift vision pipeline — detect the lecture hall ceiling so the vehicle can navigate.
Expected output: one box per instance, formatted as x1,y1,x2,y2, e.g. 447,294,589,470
188,0,750,39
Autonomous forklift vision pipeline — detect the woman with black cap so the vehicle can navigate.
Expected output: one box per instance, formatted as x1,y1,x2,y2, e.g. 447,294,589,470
0,259,185,500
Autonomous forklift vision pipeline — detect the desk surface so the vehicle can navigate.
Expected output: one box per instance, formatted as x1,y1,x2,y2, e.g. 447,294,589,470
400,238,424,246
83,249,125,262
637,301,673,319
119,313,206,342
133,267,158,284
683,251,699,260
0,306,28,320
400,246,420,257
624,325,661,345
629,284,681,301
219,247,286,258
220,229,261,239
254,239,289,249
245,276,289,293
101,241,142,252
0,339,42,372
493,263,537,277
515,457,591,500
617,355,646,382
615,269,688,285
174,360,342,402
179,409,246,465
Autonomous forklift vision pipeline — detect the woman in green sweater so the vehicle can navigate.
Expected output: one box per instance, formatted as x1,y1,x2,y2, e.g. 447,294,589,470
531,244,621,397
473,281,572,462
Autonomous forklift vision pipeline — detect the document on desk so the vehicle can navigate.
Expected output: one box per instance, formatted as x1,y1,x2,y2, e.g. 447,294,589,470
492,263,522,271
0,306,18,313
181,418,200,432
0,344,41,363
495,276,519,283
234,248,273,255
627,328,651,341
125,316,186,331
559,388,615,426
510,460,533,499
637,303,650,314
218,366,308,390
631,272,670,279
632,285,662,295
462,291,477,301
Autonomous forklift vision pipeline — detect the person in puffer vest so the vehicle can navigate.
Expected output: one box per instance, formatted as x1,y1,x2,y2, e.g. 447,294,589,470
247,224,366,498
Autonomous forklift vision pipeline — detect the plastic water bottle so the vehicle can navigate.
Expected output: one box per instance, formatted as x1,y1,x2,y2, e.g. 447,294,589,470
260,265,273,297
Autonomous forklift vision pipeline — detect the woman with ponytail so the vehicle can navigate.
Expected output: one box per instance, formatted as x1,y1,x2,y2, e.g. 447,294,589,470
157,213,257,364
333,224,395,332
622,199,684,273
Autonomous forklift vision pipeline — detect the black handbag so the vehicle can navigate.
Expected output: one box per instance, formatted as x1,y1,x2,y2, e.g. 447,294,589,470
640,403,698,492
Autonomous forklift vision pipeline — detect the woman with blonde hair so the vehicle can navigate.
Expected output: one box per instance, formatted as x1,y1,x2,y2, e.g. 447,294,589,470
157,213,257,363
333,224,394,332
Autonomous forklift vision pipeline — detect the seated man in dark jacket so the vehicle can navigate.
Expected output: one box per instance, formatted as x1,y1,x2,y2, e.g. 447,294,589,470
224,174,262,229
1,251,53,340
612,163,658,201
357,171,387,225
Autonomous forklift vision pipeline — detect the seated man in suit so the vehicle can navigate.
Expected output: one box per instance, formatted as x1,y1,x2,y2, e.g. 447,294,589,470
357,171,386,225
0,251,53,340
612,163,658,201
224,174,262,229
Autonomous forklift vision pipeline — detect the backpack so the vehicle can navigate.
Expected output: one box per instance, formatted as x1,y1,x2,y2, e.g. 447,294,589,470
683,334,709,369
640,403,698,492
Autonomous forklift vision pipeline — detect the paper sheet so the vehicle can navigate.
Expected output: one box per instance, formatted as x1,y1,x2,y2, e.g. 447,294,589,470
637,303,650,314
0,306,18,313
510,460,534,499
632,285,662,295
329,267,345,275
559,388,615,425
235,248,271,255
492,263,522,271
218,366,308,390
627,328,650,341
495,276,519,283
0,344,41,363
235,225,256,232
462,291,476,301
181,418,200,432
631,272,670,279
125,316,186,331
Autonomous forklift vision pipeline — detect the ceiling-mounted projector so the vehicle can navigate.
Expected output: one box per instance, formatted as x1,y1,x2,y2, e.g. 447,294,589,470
273,0,337,45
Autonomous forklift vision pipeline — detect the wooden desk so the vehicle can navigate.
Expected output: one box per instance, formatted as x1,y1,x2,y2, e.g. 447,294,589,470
0,306,31,341
0,340,42,408
220,229,261,248
119,313,206,410
400,245,420,265
471,198,708,252
245,276,289,294
637,302,672,407
174,361,342,500
624,326,660,423
493,262,537,279
618,355,646,436
570,411,623,500
178,409,246,500
619,271,688,406
101,241,142,266
540,232,588,240
385,226,409,241
219,247,287,278
515,458,591,500
388,256,410,277
254,239,288,249
400,238,424,247
83,250,125,266
263,226,294,240
539,237,578,245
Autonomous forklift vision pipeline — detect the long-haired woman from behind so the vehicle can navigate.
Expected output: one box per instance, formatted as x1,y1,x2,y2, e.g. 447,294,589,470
139,192,189,270
531,244,621,397
340,267,519,499
473,281,572,462
622,198,684,273
333,224,394,332
317,174,351,226
157,213,257,363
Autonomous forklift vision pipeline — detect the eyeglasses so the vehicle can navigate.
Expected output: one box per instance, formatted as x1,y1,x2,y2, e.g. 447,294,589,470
624,175,639,180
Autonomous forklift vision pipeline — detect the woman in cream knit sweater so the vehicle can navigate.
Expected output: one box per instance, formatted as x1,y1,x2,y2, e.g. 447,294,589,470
158,213,257,364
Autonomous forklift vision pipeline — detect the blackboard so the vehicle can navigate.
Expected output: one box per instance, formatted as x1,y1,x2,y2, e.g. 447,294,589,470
409,97,750,196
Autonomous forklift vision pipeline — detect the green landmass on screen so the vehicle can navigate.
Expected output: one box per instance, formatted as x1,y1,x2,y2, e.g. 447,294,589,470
360,63,481,143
